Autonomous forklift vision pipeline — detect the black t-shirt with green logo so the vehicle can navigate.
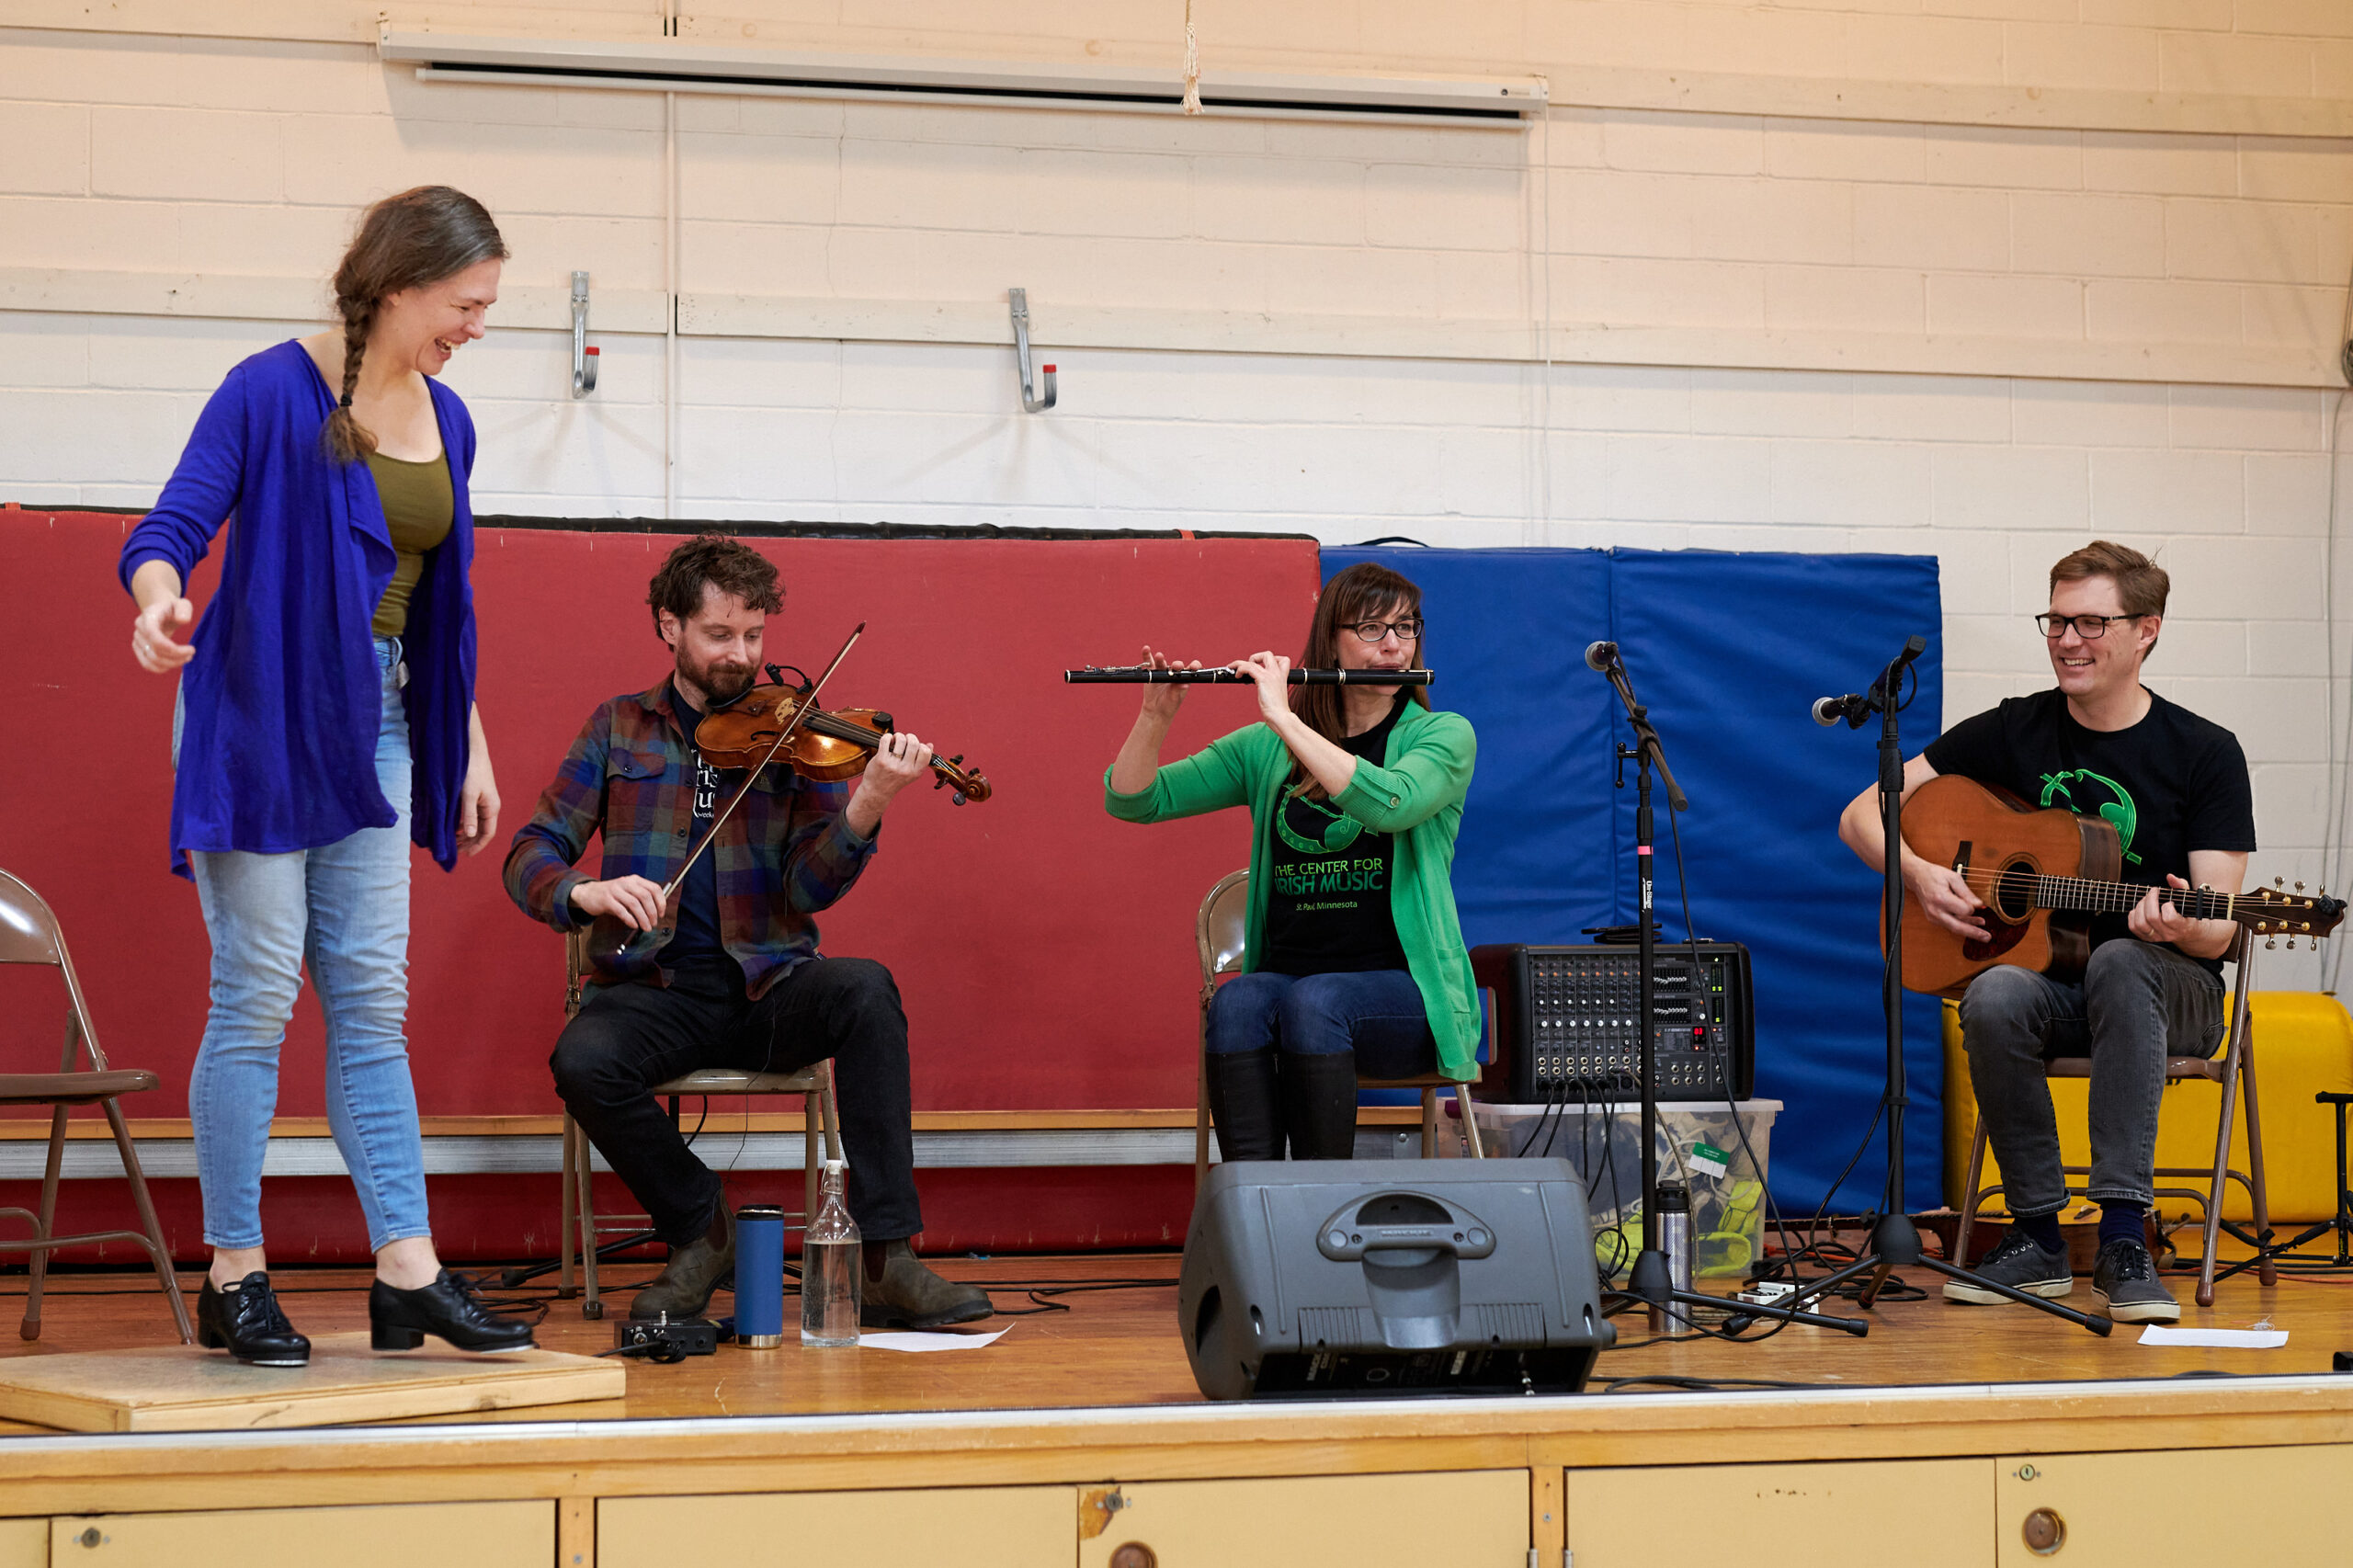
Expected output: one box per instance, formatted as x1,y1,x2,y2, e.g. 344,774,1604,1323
1922,687,2256,975
1259,698,1412,978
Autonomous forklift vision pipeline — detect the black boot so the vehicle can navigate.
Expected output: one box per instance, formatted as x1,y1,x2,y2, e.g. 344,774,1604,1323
370,1269,538,1354
195,1271,310,1368
1279,1051,1360,1160
1204,1048,1284,1162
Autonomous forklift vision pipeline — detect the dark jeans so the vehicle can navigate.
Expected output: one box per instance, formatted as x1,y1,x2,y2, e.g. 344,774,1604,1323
551,957,920,1246
1958,939,2223,1217
1206,970,1438,1077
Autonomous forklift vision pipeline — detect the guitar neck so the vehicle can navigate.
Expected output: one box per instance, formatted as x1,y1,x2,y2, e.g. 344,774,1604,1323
2032,876,2233,922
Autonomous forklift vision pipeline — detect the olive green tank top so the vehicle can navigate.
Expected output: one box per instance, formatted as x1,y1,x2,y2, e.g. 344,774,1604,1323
365,449,455,639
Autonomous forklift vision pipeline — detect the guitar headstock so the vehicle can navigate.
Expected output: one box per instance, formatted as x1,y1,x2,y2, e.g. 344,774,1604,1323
2239,880,2346,947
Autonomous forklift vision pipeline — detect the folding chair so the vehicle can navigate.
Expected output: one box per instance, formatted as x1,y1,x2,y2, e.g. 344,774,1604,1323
1191,869,1481,1189
0,869,192,1344
558,929,842,1319
1955,931,2272,1309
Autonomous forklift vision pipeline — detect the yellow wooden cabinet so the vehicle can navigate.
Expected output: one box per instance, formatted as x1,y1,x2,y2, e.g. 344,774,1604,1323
598,1486,1077,1568
44,1502,550,1567
1994,1446,2353,1567
1566,1458,1992,1568
1074,1471,1528,1568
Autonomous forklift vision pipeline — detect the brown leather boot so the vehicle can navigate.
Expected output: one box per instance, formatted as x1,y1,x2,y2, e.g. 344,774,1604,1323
859,1240,993,1329
630,1205,734,1321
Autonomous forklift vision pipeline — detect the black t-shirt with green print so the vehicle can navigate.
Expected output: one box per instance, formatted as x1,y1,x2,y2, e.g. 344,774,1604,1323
1259,696,1412,978
1922,687,2256,976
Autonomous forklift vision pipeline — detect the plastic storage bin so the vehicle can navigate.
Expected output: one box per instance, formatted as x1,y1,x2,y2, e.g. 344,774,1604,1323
1467,1099,1780,1278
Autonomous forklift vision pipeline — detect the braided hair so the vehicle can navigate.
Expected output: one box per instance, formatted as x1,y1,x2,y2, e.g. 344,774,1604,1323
324,186,508,463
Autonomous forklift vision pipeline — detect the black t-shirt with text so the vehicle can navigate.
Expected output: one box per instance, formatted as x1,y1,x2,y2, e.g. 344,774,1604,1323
657,683,739,994
1259,697,1412,978
1921,687,2256,973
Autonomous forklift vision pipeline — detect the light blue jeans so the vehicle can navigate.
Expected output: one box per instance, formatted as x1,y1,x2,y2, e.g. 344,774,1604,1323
182,637,432,1253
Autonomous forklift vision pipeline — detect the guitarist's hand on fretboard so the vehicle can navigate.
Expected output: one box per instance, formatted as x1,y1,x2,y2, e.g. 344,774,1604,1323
2136,866,2221,950
1904,858,1991,942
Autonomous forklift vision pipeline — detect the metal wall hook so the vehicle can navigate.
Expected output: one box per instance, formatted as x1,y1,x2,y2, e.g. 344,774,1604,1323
1009,287,1055,413
571,270,599,398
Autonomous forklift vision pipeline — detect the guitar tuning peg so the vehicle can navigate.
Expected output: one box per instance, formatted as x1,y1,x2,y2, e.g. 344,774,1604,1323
2296,881,2306,892
2287,937,2299,949
2266,937,2279,949
2276,876,2287,888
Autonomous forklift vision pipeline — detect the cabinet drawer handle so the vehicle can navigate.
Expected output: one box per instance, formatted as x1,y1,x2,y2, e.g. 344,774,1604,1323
2023,1507,2066,1555
1108,1544,1157,1568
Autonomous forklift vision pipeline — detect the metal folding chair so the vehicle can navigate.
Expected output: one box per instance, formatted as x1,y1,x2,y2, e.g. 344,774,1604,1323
1191,869,1481,1189
0,869,192,1344
557,929,843,1319
1955,931,2272,1309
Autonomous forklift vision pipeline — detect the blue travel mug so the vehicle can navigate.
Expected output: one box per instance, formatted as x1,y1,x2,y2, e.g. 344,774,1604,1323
733,1205,786,1346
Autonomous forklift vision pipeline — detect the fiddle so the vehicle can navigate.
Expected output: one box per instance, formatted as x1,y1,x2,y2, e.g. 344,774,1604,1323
696,680,992,804
583,623,991,979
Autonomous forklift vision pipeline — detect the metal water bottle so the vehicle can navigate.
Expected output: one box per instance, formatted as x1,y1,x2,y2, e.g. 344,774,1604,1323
800,1159,861,1347
1656,1181,1694,1296
733,1205,786,1347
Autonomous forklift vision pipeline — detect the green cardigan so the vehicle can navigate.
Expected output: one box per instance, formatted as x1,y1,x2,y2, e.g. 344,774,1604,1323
1103,704,1482,1080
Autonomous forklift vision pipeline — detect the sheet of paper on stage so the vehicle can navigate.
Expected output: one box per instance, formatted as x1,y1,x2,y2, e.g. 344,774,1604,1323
859,1327,1012,1352
2137,1325,2289,1348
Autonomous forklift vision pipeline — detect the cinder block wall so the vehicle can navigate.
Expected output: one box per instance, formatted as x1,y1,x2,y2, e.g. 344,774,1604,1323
5,3,2349,982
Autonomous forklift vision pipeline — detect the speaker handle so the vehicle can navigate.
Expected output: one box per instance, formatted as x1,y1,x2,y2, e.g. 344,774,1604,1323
1315,1193,1497,1262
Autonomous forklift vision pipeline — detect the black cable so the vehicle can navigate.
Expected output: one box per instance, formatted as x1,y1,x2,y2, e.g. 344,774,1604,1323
1601,1373,1822,1393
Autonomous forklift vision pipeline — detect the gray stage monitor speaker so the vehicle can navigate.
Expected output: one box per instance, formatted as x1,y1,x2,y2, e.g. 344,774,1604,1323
1178,1158,1615,1402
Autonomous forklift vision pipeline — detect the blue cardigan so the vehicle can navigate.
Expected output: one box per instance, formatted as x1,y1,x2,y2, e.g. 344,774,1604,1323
119,340,480,878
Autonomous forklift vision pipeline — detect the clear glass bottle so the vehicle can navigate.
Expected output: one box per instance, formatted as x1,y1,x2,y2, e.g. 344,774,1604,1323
801,1159,862,1347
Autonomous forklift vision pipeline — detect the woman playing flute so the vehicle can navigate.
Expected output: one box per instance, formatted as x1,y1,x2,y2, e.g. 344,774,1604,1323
1102,563,1480,1161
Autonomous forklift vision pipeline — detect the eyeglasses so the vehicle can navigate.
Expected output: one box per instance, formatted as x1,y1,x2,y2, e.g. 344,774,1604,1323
1344,618,1423,643
2034,613,2145,640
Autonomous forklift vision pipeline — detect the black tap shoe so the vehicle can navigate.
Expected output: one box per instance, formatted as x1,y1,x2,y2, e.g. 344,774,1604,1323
369,1269,538,1354
195,1271,311,1368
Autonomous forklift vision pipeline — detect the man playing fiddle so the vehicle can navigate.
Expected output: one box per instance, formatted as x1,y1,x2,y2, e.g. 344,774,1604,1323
1838,541,2253,1324
504,533,990,1327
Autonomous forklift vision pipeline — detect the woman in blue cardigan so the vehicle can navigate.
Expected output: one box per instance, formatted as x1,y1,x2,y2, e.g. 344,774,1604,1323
120,187,532,1365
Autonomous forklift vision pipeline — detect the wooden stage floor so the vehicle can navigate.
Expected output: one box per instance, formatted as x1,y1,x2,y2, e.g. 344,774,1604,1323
1,1249,2351,1567
0,1246,2348,1429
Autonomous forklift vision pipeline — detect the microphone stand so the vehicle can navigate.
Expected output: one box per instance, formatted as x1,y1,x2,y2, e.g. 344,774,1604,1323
1590,647,1866,1338
1778,638,2112,1335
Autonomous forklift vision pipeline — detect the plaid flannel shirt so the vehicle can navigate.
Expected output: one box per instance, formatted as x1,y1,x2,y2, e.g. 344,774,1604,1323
504,679,877,998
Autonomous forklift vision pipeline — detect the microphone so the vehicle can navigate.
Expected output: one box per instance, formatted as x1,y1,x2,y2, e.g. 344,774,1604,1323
1584,640,1619,673
1813,693,1866,727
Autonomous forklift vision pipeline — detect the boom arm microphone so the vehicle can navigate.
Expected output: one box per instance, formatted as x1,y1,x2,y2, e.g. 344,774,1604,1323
1584,640,1619,673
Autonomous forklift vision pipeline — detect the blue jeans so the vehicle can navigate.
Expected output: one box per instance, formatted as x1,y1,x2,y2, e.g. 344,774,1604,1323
1206,970,1437,1078
183,638,431,1254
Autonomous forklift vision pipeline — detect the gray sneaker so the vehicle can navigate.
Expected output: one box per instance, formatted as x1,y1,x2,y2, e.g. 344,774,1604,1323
2091,1235,2179,1324
1943,1227,2073,1304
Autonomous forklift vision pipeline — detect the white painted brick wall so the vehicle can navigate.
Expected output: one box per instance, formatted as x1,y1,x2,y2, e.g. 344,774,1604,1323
7,13,2353,982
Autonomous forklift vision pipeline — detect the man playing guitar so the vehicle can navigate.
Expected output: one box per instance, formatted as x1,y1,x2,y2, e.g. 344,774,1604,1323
1837,541,2254,1324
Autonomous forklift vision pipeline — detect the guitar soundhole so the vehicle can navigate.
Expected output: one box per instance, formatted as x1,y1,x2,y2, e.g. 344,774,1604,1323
1992,860,2037,922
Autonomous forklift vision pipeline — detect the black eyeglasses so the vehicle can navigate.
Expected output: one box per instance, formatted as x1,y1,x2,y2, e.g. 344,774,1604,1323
2034,613,2144,640
1344,618,1423,643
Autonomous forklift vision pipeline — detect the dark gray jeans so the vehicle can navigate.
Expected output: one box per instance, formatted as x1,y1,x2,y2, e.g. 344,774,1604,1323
1957,939,2223,1216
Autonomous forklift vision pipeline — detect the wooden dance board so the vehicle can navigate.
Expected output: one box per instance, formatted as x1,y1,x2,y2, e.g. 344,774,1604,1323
0,1334,620,1433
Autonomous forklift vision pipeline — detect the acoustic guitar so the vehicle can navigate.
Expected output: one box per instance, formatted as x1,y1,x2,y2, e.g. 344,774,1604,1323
1892,774,2343,999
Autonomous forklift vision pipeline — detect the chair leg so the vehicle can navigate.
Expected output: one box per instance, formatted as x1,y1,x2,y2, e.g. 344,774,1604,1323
1419,1087,1438,1159
819,1058,845,1165
2199,1053,2242,1311
802,1089,819,1227
101,1096,194,1346
558,1111,578,1301
1954,1116,1991,1269
1195,1044,1211,1192
574,1119,603,1319
1460,1084,1484,1159
20,1105,67,1343
2242,1043,2276,1290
